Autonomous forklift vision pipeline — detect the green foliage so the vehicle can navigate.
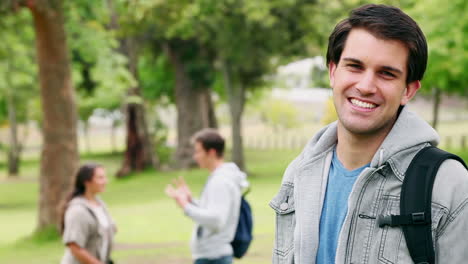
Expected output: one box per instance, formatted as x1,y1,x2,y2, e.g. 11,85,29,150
119,0,219,104
145,103,173,165
154,142,173,166
129,0,326,102
408,0,468,96
139,53,175,102
321,96,338,125
0,98,8,125
28,226,61,244
256,97,299,131
65,1,134,122
0,10,38,124
195,1,306,87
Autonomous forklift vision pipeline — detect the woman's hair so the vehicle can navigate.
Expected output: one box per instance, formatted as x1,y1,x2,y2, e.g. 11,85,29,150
60,163,102,234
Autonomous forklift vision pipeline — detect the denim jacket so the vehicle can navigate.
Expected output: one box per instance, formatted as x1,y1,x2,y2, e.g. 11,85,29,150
270,108,468,264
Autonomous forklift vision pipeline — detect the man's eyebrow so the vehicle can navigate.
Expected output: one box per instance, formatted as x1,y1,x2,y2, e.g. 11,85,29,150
342,57,403,76
342,57,362,64
381,65,403,76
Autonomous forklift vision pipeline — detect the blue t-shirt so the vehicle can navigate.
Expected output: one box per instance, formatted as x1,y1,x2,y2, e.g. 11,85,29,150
316,150,370,264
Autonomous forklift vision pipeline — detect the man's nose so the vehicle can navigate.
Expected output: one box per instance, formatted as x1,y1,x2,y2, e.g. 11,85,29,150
355,71,377,95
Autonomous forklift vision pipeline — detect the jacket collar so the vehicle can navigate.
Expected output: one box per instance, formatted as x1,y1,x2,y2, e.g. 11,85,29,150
297,122,338,169
297,107,439,176
370,107,439,179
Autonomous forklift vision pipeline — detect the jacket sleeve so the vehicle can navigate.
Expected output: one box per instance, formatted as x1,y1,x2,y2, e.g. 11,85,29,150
62,206,91,248
271,156,301,264
434,159,468,262
184,177,236,231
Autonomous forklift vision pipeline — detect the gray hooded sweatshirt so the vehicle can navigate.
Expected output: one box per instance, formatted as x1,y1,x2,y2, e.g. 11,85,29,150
184,162,249,260
271,107,468,264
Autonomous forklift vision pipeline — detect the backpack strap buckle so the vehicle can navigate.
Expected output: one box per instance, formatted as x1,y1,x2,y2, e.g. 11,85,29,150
411,212,426,224
378,212,428,228
377,214,394,227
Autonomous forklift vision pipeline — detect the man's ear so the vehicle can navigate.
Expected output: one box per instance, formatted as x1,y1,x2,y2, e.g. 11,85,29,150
329,62,337,87
208,148,218,157
400,80,421,105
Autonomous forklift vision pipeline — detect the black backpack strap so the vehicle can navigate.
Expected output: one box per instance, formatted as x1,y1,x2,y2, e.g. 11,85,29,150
378,146,467,264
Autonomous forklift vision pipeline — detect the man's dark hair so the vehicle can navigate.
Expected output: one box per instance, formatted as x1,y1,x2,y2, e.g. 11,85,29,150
326,4,427,83
192,128,225,157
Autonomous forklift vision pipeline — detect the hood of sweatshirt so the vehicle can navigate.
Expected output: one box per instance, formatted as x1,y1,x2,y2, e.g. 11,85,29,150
297,107,439,173
214,162,249,192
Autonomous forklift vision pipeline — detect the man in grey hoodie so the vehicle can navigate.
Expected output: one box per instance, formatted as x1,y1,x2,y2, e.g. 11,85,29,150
166,128,249,264
271,4,468,264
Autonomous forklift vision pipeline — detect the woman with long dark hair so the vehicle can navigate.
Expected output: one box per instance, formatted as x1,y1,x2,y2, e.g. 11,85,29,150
60,163,116,264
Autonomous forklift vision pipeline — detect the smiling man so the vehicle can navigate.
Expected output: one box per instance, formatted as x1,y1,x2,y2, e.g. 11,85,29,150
270,4,468,264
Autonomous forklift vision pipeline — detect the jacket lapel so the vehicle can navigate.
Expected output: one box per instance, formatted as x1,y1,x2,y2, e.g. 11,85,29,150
295,148,333,263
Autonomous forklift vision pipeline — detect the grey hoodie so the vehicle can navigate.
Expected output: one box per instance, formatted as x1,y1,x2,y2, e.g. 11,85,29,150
271,108,468,263
184,162,249,260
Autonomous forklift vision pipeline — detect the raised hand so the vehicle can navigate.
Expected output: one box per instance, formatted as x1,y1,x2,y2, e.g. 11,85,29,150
174,176,192,201
165,177,192,208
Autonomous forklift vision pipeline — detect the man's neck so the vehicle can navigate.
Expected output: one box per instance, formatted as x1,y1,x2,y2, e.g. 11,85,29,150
336,125,390,171
207,159,224,172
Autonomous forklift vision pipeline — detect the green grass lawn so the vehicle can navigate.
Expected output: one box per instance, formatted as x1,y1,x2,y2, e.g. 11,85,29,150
0,149,300,264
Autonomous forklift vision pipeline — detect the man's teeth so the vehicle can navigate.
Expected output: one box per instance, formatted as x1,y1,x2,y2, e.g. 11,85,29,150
350,99,377,109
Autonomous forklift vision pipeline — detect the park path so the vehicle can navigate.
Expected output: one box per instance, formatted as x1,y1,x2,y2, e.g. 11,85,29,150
114,241,191,264
112,233,271,264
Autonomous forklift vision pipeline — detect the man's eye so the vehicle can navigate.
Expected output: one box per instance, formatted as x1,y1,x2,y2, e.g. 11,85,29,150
381,71,396,78
347,64,362,69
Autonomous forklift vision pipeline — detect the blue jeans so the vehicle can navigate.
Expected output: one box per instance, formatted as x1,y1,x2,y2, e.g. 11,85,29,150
194,255,233,264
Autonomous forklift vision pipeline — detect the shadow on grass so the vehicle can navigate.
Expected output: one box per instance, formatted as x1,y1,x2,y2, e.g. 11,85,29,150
14,225,61,246
0,201,31,210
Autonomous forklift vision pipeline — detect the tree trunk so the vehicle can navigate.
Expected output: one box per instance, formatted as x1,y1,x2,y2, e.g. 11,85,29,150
104,0,157,176
116,37,158,177
432,87,441,130
6,88,21,177
111,119,117,154
5,57,21,177
83,121,90,154
30,2,79,232
163,42,216,168
200,89,218,129
221,60,245,170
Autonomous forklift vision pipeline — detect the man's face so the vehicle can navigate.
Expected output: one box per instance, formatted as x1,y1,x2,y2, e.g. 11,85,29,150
329,28,420,136
193,141,210,169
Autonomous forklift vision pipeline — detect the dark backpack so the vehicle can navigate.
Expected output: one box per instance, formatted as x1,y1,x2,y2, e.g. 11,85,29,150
231,195,253,258
378,146,468,264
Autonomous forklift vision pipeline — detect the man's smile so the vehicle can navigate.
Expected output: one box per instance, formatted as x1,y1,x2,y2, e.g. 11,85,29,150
349,98,378,110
